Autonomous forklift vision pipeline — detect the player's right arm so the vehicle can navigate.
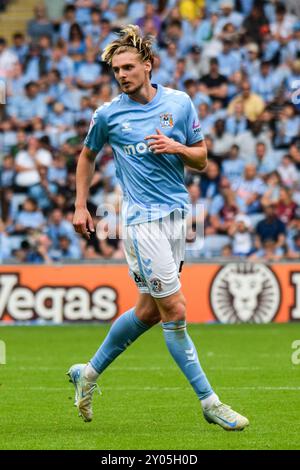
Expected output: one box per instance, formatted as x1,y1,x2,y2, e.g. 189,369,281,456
73,106,108,238
73,146,97,239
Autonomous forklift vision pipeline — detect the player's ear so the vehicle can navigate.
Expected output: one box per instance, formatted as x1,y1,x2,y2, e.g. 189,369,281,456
144,61,151,75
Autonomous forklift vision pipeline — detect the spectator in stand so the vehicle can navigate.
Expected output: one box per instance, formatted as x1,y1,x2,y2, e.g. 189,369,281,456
242,43,260,77
96,19,116,55
11,197,45,234
217,39,241,79
76,50,102,89
214,0,243,37
21,233,53,264
228,80,265,122
232,164,265,215
165,19,193,57
14,137,52,190
127,0,145,23
137,2,162,36
159,41,178,76
7,81,47,129
111,1,132,29
23,43,49,83
241,2,269,45
47,208,78,250
67,23,87,66
49,40,75,81
59,4,77,43
27,4,54,41
251,60,282,104
270,2,297,42
228,214,254,257
261,171,282,206
225,100,248,136
185,45,207,79
234,120,272,161
28,165,58,214
221,144,245,183
9,32,28,65
211,119,234,159
0,153,15,190
84,7,102,48
289,142,300,172
250,238,284,261
186,182,208,236
286,20,300,61
255,203,286,250
209,177,240,235
274,104,300,149
197,102,215,135
199,58,228,106
151,55,171,86
251,141,277,177
171,57,193,91
276,187,297,224
277,154,299,189
50,234,81,261
200,159,221,201
0,37,18,79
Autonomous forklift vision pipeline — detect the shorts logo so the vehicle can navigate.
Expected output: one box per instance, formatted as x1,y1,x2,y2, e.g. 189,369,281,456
160,113,174,128
133,272,147,288
150,278,162,293
210,263,281,323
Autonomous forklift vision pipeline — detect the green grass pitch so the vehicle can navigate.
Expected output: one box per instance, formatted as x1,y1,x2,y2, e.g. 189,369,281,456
0,323,300,450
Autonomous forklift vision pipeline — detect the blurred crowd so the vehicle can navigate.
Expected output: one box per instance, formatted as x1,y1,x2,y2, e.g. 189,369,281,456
0,0,10,13
1,0,300,263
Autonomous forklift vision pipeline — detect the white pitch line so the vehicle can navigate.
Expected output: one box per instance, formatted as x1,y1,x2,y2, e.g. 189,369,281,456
219,386,300,391
14,365,263,371
3,386,300,392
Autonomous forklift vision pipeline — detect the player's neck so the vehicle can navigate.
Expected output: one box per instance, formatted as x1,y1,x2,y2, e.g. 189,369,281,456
127,82,157,105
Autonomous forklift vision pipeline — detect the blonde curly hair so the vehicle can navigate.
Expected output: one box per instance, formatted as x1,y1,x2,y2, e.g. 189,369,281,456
101,24,155,69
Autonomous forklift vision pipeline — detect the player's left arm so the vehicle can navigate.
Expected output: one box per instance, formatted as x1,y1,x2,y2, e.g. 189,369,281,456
145,129,208,171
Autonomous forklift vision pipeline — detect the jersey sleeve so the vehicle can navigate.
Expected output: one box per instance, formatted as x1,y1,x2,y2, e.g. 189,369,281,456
185,96,204,145
84,106,108,153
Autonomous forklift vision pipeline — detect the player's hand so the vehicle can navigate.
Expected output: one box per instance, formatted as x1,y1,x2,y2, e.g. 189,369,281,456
145,129,179,154
73,207,95,239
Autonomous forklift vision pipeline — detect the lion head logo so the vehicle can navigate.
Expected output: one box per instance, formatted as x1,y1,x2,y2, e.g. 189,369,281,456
210,263,281,323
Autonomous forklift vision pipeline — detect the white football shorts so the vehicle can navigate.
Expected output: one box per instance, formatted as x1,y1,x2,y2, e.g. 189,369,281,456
123,212,186,298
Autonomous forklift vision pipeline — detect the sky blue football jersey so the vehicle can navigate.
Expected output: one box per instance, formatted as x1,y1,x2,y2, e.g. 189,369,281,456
84,84,204,225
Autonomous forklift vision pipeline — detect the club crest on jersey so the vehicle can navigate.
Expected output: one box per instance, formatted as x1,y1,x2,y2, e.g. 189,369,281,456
160,113,174,128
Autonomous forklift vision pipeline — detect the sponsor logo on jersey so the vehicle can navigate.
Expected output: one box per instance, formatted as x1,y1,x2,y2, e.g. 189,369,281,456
123,142,148,155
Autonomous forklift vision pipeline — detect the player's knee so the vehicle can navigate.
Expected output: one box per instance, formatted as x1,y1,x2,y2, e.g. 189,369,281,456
171,300,186,322
161,295,186,322
136,306,161,326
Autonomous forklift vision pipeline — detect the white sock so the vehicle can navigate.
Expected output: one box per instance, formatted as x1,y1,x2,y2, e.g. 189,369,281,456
84,362,100,382
201,393,221,410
